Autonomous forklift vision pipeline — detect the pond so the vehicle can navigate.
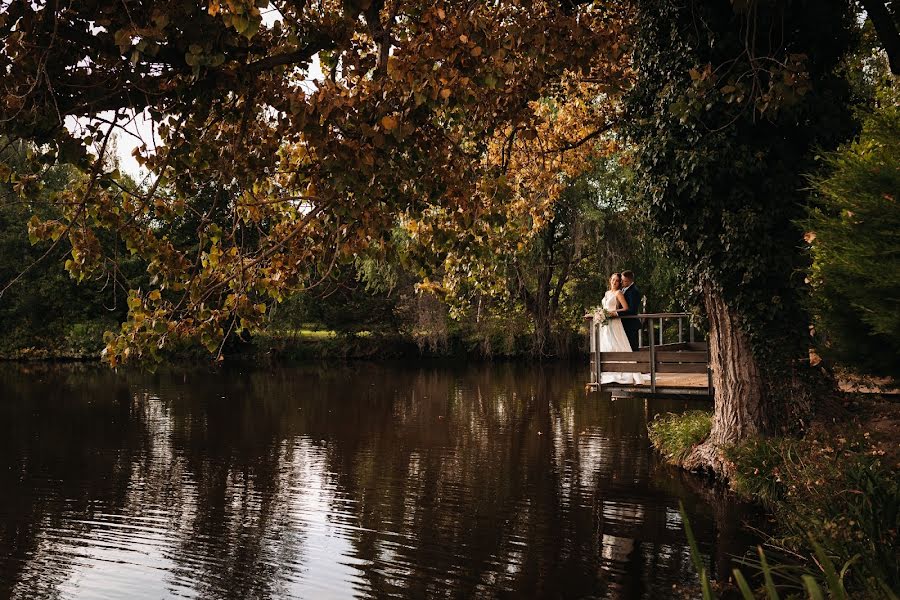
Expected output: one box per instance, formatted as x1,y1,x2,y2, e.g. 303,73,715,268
0,362,757,599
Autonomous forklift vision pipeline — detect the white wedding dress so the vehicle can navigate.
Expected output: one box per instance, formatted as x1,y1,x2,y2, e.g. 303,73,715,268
598,291,650,385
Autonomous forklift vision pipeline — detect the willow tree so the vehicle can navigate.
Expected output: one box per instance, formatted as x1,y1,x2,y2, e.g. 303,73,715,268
627,0,857,473
0,0,629,362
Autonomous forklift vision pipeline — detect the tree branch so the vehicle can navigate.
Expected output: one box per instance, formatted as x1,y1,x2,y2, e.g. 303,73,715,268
546,119,618,153
247,36,336,72
861,0,900,75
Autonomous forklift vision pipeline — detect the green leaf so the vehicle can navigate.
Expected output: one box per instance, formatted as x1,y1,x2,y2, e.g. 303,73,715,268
732,569,755,600
756,547,781,600
801,575,824,600
678,502,707,581
700,568,716,600
808,536,845,599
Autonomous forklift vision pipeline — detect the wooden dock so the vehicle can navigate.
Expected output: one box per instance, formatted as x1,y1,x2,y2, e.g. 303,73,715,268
585,313,713,399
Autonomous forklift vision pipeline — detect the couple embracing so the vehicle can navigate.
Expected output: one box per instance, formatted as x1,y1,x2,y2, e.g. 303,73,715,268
597,270,650,385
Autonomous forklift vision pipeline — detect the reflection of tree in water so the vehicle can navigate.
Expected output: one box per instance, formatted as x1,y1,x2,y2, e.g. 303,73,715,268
305,362,752,599
0,362,756,599
138,370,311,599
0,364,149,599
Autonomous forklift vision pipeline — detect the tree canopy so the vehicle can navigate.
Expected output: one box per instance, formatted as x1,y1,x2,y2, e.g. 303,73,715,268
0,0,629,363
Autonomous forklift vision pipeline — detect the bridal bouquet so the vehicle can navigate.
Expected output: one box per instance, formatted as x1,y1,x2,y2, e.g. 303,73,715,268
592,307,612,327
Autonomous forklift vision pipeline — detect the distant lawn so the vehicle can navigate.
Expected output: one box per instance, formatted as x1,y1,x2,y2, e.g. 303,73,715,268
254,329,336,340
295,329,337,340
254,329,377,340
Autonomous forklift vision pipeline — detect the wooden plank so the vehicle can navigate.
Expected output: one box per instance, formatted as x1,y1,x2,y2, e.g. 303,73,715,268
656,351,708,362
655,362,709,373
686,342,708,352
600,351,651,361
655,342,691,351
600,362,652,372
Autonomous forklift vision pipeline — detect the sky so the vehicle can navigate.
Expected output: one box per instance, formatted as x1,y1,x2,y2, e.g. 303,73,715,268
68,5,323,178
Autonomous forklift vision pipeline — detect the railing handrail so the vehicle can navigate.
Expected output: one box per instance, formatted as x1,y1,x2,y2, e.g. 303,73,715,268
586,311,712,396
584,311,692,320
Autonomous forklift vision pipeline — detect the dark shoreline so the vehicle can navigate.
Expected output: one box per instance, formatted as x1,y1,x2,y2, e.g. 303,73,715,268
1,331,592,364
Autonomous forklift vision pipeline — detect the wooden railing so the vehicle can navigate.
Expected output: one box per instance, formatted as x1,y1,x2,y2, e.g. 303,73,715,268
585,312,712,396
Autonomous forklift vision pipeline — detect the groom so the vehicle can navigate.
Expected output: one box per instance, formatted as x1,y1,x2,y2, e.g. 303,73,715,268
619,270,641,351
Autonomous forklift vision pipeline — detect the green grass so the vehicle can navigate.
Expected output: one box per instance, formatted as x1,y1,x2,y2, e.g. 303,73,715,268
647,410,712,462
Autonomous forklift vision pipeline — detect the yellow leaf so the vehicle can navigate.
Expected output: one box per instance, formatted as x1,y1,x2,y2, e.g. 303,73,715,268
440,88,451,100
149,290,161,301
381,115,398,130
470,46,482,57
209,0,220,16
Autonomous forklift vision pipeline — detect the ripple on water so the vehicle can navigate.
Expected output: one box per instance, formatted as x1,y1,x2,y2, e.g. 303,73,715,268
0,363,759,600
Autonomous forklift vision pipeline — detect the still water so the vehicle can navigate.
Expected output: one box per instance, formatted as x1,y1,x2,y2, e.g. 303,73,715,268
0,362,755,599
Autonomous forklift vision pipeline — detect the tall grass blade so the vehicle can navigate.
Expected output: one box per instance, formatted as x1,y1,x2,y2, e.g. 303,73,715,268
678,501,706,578
838,554,859,586
732,568,755,600
878,579,899,600
808,535,845,599
801,575,825,600
758,546,781,600
678,501,718,599
700,567,716,600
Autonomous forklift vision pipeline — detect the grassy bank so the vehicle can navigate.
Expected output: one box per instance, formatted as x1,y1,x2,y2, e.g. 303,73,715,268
649,397,899,598
2,327,591,363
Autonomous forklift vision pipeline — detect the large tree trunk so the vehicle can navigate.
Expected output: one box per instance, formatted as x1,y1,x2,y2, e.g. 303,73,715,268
683,282,773,477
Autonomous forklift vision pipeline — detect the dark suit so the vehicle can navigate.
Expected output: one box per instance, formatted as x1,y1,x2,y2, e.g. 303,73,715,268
619,284,641,351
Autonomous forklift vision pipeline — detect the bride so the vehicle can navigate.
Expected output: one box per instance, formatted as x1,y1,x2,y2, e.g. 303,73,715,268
597,273,649,385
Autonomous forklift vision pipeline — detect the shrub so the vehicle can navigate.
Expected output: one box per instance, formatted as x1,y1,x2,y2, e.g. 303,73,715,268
725,432,899,595
806,106,900,379
647,411,712,462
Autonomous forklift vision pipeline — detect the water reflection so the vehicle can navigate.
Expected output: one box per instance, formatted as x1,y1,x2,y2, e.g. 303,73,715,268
0,362,755,599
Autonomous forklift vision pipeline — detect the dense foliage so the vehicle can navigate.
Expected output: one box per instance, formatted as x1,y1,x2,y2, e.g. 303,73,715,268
807,106,900,378
626,0,858,435
0,141,135,357
726,428,899,595
0,0,630,363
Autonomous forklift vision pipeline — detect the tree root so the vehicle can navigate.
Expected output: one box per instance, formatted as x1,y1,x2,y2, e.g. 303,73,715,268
679,439,736,482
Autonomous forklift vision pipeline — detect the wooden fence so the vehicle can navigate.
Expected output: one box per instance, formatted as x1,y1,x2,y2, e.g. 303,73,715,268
586,312,712,397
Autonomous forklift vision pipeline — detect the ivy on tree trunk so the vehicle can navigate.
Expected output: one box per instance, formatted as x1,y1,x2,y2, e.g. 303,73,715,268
626,0,857,474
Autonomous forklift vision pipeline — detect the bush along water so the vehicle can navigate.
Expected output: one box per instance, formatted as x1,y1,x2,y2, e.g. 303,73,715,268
651,411,899,598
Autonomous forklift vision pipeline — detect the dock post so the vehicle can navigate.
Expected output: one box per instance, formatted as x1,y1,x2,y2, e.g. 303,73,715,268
649,317,657,393
678,318,683,343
